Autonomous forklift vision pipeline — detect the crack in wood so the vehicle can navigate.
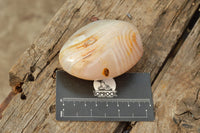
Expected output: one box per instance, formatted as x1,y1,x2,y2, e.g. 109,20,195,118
35,0,86,80
152,4,200,89
169,0,190,28
51,67,62,79
35,51,59,80
175,110,200,125
32,113,48,132
0,105,17,129
21,88,55,133
113,122,131,133
175,110,193,116
194,88,200,104
143,0,174,44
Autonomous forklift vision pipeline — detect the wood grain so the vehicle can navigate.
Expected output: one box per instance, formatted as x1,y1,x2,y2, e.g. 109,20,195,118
131,18,200,133
0,0,199,132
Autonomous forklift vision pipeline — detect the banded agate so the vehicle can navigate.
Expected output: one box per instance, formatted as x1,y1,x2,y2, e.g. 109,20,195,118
59,20,143,80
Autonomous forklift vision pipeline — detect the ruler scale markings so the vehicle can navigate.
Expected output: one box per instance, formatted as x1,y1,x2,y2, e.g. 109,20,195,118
145,109,148,118
106,101,108,107
61,99,150,119
61,105,147,118
60,111,63,117
63,98,150,103
62,115,149,118
95,99,98,107
61,98,64,106
90,109,92,116
117,100,119,107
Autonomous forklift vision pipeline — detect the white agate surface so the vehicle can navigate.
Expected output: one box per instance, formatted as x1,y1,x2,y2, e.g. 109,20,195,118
59,20,143,80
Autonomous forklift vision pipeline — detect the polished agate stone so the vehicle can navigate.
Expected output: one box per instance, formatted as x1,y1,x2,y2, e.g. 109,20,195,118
59,20,143,80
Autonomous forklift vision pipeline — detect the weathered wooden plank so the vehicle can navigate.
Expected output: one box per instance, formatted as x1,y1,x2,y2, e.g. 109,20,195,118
0,0,199,132
131,18,200,133
8,0,199,87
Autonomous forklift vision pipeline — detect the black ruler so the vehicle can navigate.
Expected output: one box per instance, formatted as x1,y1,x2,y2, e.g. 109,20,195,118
56,71,154,121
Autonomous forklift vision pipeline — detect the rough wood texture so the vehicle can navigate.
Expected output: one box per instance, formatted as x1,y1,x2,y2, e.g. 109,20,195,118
0,0,199,132
131,18,200,133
